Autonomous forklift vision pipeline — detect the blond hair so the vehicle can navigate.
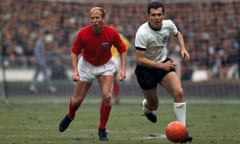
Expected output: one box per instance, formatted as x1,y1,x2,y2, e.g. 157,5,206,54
90,7,106,18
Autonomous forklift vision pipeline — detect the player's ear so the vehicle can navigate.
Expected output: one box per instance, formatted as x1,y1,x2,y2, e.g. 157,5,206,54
102,17,106,24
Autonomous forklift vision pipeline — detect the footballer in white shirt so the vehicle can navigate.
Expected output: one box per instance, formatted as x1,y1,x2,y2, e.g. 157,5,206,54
134,1,192,143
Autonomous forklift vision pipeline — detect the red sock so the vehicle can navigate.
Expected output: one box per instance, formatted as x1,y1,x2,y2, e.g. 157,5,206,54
99,102,112,129
67,98,78,119
113,83,119,100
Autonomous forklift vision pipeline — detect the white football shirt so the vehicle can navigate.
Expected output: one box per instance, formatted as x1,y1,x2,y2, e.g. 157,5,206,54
135,20,178,62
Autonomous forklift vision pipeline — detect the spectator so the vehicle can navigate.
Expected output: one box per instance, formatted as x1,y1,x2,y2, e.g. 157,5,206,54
29,31,56,93
1,0,240,80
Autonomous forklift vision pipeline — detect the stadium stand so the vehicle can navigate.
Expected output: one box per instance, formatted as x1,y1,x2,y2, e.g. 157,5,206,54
1,0,239,81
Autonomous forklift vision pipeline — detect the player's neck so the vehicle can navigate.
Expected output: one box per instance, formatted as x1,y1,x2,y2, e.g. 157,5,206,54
92,26,103,35
148,22,161,31
93,29,102,35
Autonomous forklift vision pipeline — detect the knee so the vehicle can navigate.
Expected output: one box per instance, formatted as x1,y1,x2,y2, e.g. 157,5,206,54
102,96,111,105
173,87,184,102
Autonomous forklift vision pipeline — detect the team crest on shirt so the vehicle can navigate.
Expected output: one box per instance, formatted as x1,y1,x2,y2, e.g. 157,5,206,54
161,36,168,44
101,42,109,50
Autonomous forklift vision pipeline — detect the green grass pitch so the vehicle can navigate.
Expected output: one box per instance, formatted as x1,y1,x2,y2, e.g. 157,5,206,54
0,96,240,144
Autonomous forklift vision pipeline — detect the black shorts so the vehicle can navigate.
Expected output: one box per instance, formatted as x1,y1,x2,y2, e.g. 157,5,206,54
134,58,175,90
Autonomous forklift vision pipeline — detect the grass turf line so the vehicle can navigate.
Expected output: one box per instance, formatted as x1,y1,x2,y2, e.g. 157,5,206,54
0,97,240,144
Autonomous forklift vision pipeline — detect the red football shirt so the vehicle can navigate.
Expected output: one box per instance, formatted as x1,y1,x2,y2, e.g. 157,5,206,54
71,25,126,66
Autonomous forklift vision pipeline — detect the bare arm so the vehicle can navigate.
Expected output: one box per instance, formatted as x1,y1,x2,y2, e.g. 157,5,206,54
175,32,190,62
71,52,80,81
118,51,127,81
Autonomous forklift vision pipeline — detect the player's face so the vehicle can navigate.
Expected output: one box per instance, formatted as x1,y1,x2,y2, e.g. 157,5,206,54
148,8,164,29
90,9,105,34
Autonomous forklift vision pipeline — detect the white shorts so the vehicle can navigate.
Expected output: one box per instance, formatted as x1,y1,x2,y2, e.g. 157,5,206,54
111,56,121,72
78,57,116,82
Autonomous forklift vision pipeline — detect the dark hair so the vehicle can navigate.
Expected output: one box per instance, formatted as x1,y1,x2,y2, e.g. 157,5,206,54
147,1,165,14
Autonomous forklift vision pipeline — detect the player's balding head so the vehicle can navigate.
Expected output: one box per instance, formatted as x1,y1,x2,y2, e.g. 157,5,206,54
90,7,106,18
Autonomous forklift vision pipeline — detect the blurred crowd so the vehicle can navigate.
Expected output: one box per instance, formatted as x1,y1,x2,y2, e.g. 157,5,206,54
1,0,240,80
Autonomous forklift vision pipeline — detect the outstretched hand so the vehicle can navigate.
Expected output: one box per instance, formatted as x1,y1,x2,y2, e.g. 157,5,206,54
181,49,190,62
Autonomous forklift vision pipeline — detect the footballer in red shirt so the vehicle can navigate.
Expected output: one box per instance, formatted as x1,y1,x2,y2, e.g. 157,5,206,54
59,6,127,141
